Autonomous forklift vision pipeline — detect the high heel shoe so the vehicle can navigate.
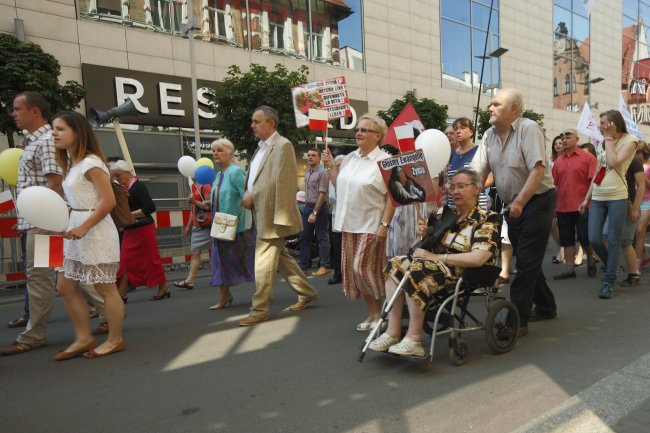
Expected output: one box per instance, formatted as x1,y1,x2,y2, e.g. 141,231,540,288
120,295,128,304
209,296,233,310
150,290,171,301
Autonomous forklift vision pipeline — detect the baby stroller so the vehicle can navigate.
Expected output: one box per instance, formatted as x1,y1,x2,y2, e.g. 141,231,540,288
358,208,520,365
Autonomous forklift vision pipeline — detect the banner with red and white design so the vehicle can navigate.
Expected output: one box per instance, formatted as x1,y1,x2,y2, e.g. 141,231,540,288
384,103,425,151
34,234,64,268
292,77,350,127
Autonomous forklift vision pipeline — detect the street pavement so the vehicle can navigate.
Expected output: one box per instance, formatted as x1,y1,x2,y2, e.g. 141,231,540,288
1,254,650,433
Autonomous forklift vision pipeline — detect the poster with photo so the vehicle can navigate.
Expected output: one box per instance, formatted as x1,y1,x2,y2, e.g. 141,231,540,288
377,150,436,207
292,77,350,127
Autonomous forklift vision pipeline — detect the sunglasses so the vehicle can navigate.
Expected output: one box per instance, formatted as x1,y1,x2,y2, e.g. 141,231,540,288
354,127,380,134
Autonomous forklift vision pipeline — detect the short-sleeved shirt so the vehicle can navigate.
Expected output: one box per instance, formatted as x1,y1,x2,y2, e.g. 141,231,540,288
626,157,644,202
334,146,389,234
16,125,63,230
303,166,329,204
473,117,554,205
593,134,637,201
552,148,597,212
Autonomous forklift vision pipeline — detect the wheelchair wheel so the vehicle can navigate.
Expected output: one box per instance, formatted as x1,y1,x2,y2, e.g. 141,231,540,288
484,300,520,354
449,338,468,366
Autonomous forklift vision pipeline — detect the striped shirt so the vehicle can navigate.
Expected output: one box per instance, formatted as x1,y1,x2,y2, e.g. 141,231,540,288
16,125,63,230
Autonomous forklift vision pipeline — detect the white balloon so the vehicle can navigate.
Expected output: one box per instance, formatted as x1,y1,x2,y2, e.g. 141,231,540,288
415,129,451,179
177,155,197,178
16,186,69,232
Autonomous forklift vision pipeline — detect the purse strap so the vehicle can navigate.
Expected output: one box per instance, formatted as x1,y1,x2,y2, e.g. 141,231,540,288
214,170,244,217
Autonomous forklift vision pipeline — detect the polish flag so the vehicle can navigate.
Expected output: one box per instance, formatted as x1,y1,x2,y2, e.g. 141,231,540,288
34,235,64,268
384,103,425,151
395,125,416,152
0,190,15,214
309,109,329,131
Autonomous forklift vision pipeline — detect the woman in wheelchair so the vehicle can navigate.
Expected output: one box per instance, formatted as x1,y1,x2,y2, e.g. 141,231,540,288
369,168,501,356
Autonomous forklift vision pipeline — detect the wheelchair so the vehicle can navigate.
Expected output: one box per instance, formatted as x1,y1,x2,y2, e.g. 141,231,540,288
358,263,521,365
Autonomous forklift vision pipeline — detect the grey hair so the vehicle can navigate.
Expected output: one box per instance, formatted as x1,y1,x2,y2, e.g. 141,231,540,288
453,167,483,190
254,105,278,128
108,159,134,175
499,88,524,117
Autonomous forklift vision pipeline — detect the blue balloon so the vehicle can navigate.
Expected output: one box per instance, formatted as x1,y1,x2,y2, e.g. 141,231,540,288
195,165,215,185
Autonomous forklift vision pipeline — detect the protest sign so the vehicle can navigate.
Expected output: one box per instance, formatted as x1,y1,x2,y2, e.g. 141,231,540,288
292,77,350,127
377,150,436,208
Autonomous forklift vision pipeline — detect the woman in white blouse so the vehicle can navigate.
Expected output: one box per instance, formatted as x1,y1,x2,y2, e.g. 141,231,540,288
322,114,395,331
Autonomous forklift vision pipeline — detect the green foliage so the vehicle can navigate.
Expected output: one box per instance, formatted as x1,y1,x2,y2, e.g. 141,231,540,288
207,63,313,160
0,33,86,147
475,106,545,138
377,90,449,130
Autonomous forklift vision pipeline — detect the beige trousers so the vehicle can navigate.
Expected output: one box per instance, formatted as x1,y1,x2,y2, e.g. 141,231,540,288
250,237,318,317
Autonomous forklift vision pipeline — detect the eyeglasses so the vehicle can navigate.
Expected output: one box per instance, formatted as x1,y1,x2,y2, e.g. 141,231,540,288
354,127,380,134
447,183,472,192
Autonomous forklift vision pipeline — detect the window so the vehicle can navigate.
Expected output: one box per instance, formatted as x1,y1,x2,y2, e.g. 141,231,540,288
79,0,364,71
440,0,501,92
552,0,590,111
553,78,558,96
621,0,650,125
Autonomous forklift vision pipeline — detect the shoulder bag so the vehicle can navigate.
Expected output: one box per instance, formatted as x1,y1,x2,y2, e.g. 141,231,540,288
210,171,240,241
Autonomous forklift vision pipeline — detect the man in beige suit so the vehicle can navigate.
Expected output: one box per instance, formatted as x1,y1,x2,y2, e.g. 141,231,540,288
240,106,319,326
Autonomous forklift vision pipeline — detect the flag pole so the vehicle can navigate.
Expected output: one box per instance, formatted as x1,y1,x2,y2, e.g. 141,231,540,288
324,122,328,151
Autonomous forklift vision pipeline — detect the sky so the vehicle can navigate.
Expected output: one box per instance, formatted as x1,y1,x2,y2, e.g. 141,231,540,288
337,0,362,51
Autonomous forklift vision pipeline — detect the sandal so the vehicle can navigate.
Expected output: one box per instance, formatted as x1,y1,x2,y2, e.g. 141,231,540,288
173,280,194,290
356,321,376,332
551,256,564,264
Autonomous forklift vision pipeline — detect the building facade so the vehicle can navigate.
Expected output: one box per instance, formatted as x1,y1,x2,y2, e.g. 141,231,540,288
2,0,650,171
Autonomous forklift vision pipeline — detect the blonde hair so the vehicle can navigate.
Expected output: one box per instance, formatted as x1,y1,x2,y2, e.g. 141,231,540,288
358,113,388,144
211,138,235,156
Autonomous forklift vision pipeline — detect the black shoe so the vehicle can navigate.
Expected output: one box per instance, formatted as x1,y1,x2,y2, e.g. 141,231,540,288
553,270,576,280
327,274,342,285
529,310,557,322
587,261,597,277
620,273,640,287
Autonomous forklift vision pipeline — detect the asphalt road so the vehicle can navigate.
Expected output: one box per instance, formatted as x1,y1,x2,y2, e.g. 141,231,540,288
1,255,649,433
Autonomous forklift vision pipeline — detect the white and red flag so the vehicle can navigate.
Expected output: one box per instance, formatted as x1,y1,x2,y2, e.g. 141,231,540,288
395,125,416,152
308,109,329,131
384,103,425,152
34,234,64,268
0,190,15,214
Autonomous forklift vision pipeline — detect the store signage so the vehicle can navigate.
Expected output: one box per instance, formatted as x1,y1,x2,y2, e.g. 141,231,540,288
81,64,367,137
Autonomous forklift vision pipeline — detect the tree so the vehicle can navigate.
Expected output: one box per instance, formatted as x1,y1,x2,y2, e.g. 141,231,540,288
377,91,449,155
474,106,545,139
0,33,86,147
208,63,314,160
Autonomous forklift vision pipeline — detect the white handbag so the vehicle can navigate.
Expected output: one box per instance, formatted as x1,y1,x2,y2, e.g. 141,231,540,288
210,212,238,241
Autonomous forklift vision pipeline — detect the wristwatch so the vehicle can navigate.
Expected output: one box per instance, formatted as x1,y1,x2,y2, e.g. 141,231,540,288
312,210,318,216
380,221,389,228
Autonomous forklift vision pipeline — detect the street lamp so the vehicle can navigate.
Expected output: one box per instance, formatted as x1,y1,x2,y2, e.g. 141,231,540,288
182,2,203,161
473,46,508,136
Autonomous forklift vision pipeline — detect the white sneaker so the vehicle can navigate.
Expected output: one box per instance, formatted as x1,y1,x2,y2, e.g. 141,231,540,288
368,333,400,352
387,337,425,356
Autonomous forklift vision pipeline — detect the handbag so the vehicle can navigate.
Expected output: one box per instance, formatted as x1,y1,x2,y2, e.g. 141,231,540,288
210,212,238,240
110,181,136,229
193,184,212,228
209,170,240,241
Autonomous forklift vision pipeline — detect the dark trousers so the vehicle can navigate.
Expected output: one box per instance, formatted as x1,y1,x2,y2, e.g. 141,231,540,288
329,214,342,277
299,204,330,269
508,189,557,325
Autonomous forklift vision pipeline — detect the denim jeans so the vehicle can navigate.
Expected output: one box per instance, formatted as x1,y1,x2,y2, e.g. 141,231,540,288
588,199,629,283
299,204,330,269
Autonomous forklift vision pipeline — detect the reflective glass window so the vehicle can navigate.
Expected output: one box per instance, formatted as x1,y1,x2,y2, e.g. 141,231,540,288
621,0,650,125
553,1,590,111
440,0,501,92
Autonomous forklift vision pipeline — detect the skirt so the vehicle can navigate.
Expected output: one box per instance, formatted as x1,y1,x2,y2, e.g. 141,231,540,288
385,256,455,311
190,226,212,251
341,232,386,300
117,223,167,288
210,229,256,287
